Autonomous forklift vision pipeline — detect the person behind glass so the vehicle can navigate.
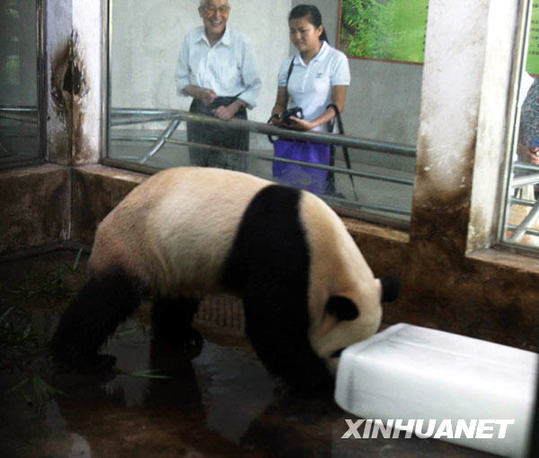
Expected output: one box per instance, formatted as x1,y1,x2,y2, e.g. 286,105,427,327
269,4,350,194
519,76,539,200
175,0,261,171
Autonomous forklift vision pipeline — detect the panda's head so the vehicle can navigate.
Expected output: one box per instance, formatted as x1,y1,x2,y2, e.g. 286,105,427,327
311,275,400,374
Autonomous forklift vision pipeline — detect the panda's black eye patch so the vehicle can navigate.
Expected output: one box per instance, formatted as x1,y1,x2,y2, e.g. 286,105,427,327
326,296,359,321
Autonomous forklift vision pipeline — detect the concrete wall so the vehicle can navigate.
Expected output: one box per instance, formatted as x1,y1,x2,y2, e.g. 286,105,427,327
0,165,70,254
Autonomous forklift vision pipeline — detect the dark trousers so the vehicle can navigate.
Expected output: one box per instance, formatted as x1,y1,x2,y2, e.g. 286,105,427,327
187,98,248,171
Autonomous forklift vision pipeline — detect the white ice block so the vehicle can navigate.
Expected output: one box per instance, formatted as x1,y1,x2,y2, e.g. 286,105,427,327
335,323,538,457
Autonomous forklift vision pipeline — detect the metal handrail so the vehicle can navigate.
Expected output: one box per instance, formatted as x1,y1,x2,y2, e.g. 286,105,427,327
109,108,416,194
514,161,539,172
512,173,539,188
508,200,539,241
109,107,417,158
162,137,414,186
508,161,539,242
140,117,182,164
0,106,39,124
110,108,181,126
511,196,537,207
506,223,539,238
1,105,416,158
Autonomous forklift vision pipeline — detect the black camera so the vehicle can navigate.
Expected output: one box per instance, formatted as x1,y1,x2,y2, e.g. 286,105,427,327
281,106,304,125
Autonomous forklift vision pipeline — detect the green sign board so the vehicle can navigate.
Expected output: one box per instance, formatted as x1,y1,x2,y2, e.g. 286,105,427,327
527,2,539,76
338,0,429,64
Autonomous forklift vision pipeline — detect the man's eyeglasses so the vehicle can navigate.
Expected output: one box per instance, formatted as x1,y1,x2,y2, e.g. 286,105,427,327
201,5,231,15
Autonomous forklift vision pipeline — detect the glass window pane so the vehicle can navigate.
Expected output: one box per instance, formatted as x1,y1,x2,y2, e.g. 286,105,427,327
107,1,424,227
502,2,539,251
0,0,40,167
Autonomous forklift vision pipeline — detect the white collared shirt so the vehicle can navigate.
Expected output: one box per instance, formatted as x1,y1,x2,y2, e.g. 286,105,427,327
278,41,350,131
175,26,261,109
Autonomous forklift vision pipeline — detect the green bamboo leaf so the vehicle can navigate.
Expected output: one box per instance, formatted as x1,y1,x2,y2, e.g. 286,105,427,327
21,323,32,341
0,306,15,325
73,248,83,271
116,328,138,339
126,369,171,379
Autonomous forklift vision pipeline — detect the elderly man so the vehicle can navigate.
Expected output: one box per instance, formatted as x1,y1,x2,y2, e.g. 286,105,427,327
175,0,261,171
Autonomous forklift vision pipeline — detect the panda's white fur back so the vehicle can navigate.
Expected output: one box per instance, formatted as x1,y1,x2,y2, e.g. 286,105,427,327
89,167,271,297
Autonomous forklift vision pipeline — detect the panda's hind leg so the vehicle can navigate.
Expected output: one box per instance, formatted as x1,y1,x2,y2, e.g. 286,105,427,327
51,267,143,372
151,296,203,351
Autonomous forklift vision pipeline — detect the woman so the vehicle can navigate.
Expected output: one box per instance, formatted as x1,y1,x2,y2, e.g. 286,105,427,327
270,4,350,194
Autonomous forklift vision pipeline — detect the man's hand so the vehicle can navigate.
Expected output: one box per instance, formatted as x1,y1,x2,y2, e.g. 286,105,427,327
197,87,217,106
212,104,236,120
212,100,245,121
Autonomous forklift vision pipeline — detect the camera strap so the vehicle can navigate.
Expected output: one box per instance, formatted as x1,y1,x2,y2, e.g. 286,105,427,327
271,58,295,115
286,58,295,88
267,59,296,143
326,103,358,199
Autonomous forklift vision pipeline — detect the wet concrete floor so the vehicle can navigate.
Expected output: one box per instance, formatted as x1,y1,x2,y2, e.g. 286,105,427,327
0,250,494,457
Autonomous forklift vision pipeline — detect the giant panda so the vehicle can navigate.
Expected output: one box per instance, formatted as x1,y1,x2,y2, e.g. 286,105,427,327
52,167,399,390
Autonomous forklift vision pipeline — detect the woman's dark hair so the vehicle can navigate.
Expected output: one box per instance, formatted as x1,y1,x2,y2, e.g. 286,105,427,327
289,4,329,43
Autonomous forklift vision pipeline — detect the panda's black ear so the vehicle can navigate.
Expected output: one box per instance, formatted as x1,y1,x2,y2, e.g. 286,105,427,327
327,296,359,321
381,275,400,302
